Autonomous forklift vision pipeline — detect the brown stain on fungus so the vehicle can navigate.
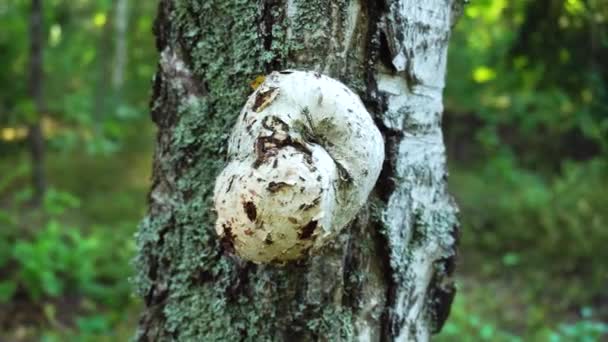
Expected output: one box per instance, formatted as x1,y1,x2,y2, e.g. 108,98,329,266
261,115,289,133
298,220,318,240
243,201,257,221
225,176,235,193
252,87,279,112
298,197,321,211
267,181,291,192
220,223,236,253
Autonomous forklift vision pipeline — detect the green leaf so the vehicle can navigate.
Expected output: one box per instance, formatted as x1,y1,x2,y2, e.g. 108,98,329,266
502,252,520,267
76,314,111,334
0,281,17,303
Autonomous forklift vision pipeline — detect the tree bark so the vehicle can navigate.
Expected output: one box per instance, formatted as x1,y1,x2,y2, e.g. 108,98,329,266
28,0,46,206
135,1,462,341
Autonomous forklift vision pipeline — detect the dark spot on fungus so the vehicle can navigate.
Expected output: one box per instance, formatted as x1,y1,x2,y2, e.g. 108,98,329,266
243,201,257,221
226,176,235,193
299,197,321,211
267,181,291,192
262,115,289,133
246,121,255,133
220,224,235,253
288,217,298,224
264,233,273,245
298,220,318,240
253,132,312,168
303,154,314,166
336,161,353,184
252,86,279,112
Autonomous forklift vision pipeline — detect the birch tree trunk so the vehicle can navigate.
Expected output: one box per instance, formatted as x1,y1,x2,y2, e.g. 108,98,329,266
112,0,129,91
135,0,463,341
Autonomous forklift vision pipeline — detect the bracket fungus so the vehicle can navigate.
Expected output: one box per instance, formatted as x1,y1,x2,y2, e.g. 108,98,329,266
213,70,384,264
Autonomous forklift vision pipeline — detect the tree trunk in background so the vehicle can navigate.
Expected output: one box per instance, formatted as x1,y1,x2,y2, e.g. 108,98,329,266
28,0,46,206
93,12,113,134
112,0,129,91
135,0,462,340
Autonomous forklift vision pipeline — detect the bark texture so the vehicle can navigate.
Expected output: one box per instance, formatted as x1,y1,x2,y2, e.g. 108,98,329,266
135,1,462,341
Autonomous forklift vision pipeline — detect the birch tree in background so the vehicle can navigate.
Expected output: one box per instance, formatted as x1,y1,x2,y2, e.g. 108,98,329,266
112,0,129,91
135,0,463,340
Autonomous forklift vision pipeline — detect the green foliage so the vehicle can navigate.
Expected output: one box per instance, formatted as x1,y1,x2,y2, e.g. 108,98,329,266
0,199,134,305
0,130,148,339
0,0,154,339
439,0,608,339
12,220,94,298
0,0,157,154
446,0,608,167
437,292,608,341
455,157,607,256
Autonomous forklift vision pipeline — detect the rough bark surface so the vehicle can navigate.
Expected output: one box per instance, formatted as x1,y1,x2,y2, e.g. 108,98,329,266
135,1,462,341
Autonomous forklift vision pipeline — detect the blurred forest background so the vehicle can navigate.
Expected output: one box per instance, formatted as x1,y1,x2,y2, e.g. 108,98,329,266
0,0,606,341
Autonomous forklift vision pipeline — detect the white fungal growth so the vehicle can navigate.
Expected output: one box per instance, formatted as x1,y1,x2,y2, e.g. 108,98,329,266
213,70,384,264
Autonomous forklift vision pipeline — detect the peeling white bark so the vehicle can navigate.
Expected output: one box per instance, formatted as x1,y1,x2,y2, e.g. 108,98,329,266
214,70,384,264
379,0,459,340
342,1,361,58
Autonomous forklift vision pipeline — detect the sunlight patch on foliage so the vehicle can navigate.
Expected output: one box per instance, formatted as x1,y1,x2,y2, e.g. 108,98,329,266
565,0,585,15
472,66,496,83
92,12,106,27
0,127,27,142
49,24,61,47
